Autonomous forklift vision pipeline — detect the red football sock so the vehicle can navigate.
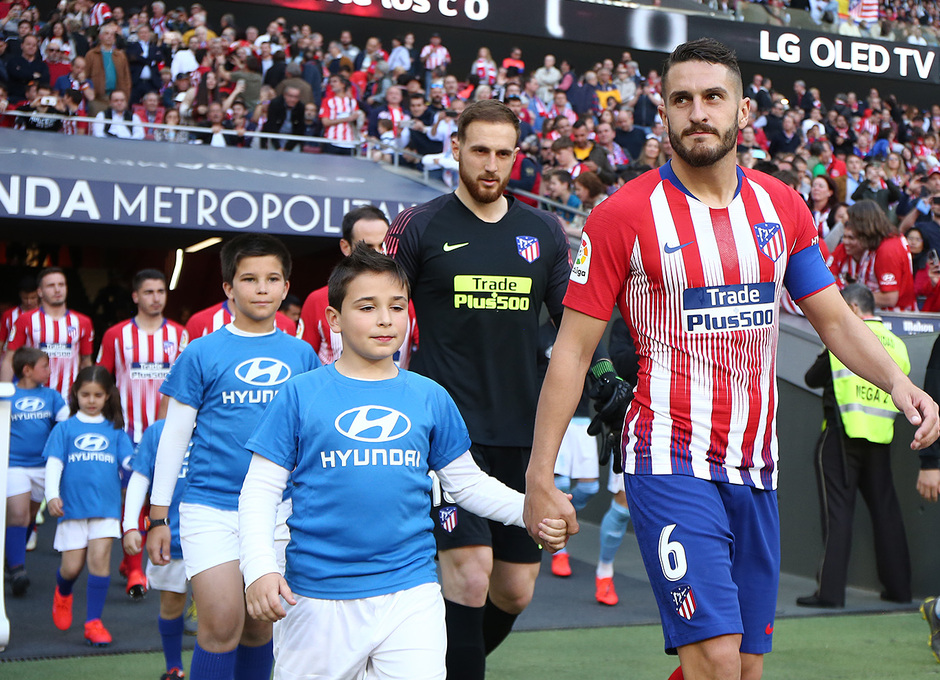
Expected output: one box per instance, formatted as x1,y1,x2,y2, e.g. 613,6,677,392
122,546,143,573
667,667,684,680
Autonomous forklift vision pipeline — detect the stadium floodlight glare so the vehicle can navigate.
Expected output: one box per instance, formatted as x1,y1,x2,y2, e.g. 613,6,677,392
170,249,184,291
184,237,223,253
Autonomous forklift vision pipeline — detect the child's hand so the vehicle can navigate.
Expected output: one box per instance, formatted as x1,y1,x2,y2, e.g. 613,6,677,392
245,573,296,623
538,517,569,553
48,498,64,517
123,529,142,555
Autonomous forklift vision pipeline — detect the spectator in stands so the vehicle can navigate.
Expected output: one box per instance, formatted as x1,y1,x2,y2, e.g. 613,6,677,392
533,54,560,104
92,88,144,139
853,162,902,213
261,83,303,151
133,89,164,139
630,80,660,132
573,170,608,212
419,32,449,91
906,226,934,303
808,174,839,237
612,63,636,110
127,23,161,102
614,108,645,161
637,135,666,168
769,111,803,157
571,119,616,185
14,84,67,132
835,153,865,204
43,39,71,87
7,34,49,103
400,92,442,164
470,46,497,86
86,23,131,114
225,53,262,112
502,45,525,73
193,100,229,146
153,106,189,143
275,60,312,104
386,34,411,75
320,73,361,154
829,200,916,311
54,55,94,104
595,120,629,170
551,137,585,177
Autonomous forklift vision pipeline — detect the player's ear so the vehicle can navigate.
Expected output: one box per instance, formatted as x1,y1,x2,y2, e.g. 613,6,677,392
325,306,342,333
451,135,460,161
222,281,233,301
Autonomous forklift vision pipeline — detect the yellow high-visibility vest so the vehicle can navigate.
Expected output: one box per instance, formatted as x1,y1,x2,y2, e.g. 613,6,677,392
829,318,910,444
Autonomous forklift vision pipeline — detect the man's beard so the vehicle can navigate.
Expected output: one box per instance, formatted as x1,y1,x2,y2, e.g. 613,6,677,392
669,120,739,168
459,165,510,204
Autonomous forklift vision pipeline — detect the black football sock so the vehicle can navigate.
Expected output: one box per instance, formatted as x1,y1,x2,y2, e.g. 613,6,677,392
482,597,518,655
444,599,486,680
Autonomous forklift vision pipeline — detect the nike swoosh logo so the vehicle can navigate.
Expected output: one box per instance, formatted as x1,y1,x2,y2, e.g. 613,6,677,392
664,241,694,254
443,242,470,252
765,623,774,635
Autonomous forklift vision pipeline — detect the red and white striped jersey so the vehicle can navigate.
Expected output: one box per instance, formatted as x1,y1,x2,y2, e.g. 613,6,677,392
89,2,112,26
1,305,24,348
184,301,298,339
321,95,359,143
564,163,833,490
96,318,188,442
471,58,498,85
7,308,94,400
299,285,418,367
420,44,450,71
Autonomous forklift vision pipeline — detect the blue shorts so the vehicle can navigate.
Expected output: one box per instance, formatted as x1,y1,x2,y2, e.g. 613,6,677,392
623,474,779,655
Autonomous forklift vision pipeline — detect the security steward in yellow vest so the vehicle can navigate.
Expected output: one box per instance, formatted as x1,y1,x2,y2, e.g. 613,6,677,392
797,284,912,608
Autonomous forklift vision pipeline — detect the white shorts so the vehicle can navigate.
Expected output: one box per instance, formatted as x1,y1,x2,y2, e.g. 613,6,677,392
147,558,188,594
553,417,599,480
607,465,625,494
53,518,121,552
273,582,445,680
180,500,292,580
6,467,45,501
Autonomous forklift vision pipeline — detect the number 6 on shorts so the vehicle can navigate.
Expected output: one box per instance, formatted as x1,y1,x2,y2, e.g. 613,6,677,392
658,524,687,581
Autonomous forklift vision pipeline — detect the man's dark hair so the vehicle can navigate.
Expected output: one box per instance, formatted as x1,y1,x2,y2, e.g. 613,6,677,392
133,268,166,291
341,205,389,244
841,283,875,315
572,119,588,131
504,95,522,105
37,266,65,287
545,168,573,186
457,99,519,144
12,347,46,379
280,293,301,309
327,242,410,310
662,38,742,97
551,137,574,152
17,275,37,294
220,234,291,284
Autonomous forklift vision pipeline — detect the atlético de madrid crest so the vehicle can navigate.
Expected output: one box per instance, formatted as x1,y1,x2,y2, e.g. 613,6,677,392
516,236,540,263
439,507,458,533
753,222,784,262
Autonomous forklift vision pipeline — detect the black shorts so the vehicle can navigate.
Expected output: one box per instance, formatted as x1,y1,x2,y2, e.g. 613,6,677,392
431,444,542,564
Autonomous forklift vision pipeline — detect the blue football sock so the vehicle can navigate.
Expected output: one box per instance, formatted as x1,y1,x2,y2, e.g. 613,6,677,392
56,568,77,597
191,642,237,680
158,615,185,672
570,480,599,511
5,526,27,569
86,574,110,621
554,475,571,494
599,499,631,564
235,639,274,680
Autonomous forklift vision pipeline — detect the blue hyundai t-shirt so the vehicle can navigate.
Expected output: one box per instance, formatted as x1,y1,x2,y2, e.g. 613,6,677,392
132,420,190,559
10,384,66,467
43,416,133,521
160,325,320,511
246,364,470,600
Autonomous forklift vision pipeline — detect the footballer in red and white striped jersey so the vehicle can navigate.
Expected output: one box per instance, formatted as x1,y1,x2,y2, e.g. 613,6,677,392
321,76,360,145
564,162,834,490
6,308,94,399
1,281,39,351
5,270,95,405
184,300,298,339
97,319,187,442
300,285,418,367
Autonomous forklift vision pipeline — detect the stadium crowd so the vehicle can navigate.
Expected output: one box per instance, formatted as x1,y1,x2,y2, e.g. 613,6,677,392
2,1,940,311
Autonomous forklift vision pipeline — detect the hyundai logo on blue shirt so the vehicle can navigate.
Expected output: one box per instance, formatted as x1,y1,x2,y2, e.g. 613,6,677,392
74,434,110,452
335,406,412,443
15,397,45,412
234,358,292,386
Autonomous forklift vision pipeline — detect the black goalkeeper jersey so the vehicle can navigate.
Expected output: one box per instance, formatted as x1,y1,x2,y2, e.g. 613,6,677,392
386,193,571,447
